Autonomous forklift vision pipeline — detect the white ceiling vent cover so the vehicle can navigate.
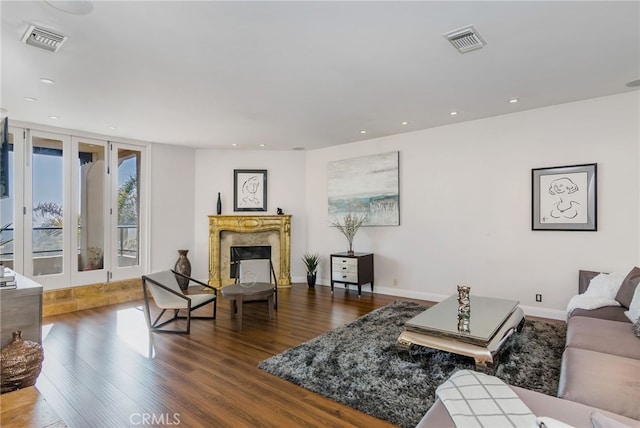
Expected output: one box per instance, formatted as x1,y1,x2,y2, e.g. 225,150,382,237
443,25,486,53
21,25,68,52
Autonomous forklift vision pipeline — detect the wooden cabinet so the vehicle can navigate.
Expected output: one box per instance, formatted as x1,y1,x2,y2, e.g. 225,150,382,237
330,252,374,297
0,270,43,348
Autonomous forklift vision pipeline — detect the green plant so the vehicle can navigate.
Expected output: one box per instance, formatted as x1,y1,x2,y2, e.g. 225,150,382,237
302,252,320,274
0,222,13,248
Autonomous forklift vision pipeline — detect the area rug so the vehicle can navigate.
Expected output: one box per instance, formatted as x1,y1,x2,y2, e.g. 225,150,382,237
258,300,566,428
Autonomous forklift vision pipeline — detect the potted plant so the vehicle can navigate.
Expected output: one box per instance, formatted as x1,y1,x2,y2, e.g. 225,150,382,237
302,252,320,287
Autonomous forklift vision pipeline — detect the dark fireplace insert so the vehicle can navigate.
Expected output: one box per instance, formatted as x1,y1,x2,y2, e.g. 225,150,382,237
230,246,271,279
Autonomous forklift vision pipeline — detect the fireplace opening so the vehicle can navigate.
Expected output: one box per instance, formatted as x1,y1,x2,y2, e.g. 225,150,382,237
230,246,271,279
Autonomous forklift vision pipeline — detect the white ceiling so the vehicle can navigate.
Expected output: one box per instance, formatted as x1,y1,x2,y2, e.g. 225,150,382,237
1,1,639,150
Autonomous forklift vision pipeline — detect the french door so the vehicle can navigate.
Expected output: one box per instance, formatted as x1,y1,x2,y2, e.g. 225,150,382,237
1,126,146,289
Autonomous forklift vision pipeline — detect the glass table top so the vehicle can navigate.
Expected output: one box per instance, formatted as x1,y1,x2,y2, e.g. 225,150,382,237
404,295,520,346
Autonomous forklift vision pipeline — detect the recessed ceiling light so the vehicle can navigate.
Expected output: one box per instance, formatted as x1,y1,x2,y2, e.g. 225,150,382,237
231,143,237,147
401,121,409,125
45,0,93,15
509,98,519,104
24,97,38,102
107,126,116,130
292,147,305,151
360,130,367,134
40,78,55,84
449,111,458,116
259,144,265,147
48,115,59,120
626,79,640,88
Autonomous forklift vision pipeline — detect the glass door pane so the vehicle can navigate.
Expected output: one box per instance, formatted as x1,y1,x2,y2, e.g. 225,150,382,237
32,135,64,276
117,148,140,267
77,142,105,272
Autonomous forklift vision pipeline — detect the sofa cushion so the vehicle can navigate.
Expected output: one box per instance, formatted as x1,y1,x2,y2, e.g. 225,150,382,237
558,348,640,420
569,306,631,323
418,385,640,428
566,316,640,359
616,266,640,308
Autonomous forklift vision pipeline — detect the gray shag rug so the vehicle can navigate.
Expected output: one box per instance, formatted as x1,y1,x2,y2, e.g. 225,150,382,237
258,300,566,428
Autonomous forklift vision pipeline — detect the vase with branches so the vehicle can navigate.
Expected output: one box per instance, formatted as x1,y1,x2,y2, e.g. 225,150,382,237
330,213,367,255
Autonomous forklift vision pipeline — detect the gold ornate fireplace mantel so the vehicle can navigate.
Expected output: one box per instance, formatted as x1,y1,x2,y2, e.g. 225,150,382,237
208,215,292,288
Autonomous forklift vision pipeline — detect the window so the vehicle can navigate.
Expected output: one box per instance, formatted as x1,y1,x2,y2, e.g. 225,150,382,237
5,126,147,289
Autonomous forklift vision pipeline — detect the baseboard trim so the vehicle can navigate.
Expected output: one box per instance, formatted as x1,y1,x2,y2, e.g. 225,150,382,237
305,281,568,322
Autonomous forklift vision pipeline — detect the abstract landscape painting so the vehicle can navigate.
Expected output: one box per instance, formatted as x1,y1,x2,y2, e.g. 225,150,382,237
328,151,399,226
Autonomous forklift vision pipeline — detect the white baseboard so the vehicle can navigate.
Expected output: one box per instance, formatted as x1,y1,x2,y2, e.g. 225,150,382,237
291,280,568,321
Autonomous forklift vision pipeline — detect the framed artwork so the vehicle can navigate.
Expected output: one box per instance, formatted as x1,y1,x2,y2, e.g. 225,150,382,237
234,169,267,212
327,151,399,226
532,163,597,231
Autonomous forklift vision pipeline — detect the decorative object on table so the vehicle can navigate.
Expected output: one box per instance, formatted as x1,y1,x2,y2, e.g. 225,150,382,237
0,267,16,288
457,313,470,332
457,285,471,318
234,169,267,212
532,163,597,231
216,192,222,215
277,207,284,215
327,151,399,226
330,212,367,255
83,246,103,271
302,252,320,287
173,249,192,291
0,331,44,394
259,300,566,428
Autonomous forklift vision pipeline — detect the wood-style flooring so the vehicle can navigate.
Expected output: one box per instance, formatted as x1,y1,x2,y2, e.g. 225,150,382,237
33,284,429,427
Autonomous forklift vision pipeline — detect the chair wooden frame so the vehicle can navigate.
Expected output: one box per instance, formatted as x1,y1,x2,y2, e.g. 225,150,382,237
141,270,217,334
234,258,278,310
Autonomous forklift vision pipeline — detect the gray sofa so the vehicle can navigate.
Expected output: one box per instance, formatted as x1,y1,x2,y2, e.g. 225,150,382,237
557,269,640,421
417,269,640,427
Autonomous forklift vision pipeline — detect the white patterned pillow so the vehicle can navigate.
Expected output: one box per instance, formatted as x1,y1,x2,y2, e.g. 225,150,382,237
585,272,625,299
633,319,640,339
624,285,640,323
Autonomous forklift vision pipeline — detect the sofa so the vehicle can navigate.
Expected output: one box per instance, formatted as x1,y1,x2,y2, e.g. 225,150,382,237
417,268,640,427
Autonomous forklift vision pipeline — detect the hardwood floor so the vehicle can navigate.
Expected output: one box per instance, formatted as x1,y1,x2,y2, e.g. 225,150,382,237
34,284,428,427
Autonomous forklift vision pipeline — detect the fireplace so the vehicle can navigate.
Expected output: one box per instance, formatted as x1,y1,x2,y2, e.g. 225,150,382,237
208,215,291,288
230,245,271,279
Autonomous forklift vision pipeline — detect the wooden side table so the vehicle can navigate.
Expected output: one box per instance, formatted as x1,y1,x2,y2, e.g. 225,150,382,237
330,252,374,297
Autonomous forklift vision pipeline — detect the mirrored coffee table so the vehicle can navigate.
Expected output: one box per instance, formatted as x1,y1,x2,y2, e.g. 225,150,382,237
397,295,525,371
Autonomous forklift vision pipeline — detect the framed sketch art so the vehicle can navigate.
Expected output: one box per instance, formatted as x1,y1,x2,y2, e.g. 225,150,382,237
234,169,267,212
532,163,597,231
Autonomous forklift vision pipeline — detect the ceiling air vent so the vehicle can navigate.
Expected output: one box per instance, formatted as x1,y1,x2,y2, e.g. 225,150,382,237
21,25,68,52
443,25,486,54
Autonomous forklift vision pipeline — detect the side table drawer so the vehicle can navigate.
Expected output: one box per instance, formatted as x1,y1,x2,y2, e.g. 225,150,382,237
334,271,358,283
332,257,358,269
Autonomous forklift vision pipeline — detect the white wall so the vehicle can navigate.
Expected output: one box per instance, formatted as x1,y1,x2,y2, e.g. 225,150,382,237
191,149,307,281
149,143,196,272
305,92,640,319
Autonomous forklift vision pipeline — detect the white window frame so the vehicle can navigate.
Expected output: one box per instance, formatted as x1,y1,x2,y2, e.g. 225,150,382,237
7,123,148,289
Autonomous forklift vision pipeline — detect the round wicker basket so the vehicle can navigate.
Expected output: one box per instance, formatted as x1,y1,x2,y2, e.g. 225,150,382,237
1,331,44,394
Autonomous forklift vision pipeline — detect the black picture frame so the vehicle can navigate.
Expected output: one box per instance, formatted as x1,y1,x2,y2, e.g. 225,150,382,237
532,163,597,231
234,169,267,212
